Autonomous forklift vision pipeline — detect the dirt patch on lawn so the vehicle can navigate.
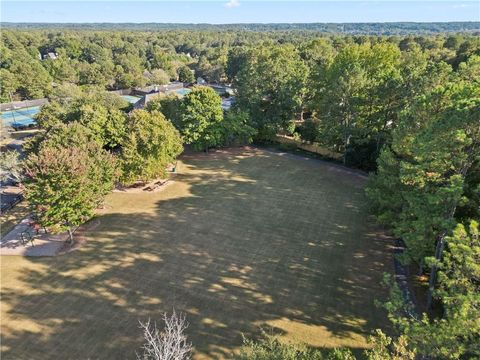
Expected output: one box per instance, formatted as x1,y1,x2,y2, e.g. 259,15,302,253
56,219,102,255
114,179,175,194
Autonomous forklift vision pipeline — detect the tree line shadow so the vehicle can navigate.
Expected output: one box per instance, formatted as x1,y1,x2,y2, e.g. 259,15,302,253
1,148,393,359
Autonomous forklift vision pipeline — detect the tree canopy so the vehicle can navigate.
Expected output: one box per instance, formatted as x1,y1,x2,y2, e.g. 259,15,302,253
23,123,118,242
234,45,308,141
178,86,224,151
120,109,183,185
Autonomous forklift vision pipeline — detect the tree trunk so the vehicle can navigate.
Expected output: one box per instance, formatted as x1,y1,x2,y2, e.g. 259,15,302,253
375,133,381,156
418,258,424,276
426,205,457,311
427,232,445,310
343,121,349,166
340,97,349,166
375,118,388,156
67,226,74,244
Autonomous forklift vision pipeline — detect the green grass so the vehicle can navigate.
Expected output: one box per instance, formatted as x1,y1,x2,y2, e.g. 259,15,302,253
0,147,392,359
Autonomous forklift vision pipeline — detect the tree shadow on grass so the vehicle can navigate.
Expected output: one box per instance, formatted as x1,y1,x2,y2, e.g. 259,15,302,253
1,148,393,359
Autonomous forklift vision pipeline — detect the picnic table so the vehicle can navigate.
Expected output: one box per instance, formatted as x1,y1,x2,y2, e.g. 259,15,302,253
19,221,48,247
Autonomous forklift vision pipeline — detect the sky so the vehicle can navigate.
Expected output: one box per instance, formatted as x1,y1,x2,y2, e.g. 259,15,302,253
1,1,479,24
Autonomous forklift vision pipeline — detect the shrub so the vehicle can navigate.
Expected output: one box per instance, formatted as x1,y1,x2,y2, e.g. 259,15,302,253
236,333,323,360
221,110,257,146
298,118,321,143
285,120,296,136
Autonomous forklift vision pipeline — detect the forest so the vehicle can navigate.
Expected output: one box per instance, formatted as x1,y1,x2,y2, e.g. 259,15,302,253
3,21,480,33
2,26,479,166
1,25,479,359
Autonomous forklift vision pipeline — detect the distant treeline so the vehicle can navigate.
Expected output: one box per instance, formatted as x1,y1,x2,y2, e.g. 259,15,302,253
2,22,480,34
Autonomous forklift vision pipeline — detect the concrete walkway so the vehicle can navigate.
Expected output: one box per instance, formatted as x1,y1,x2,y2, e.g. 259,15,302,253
0,217,66,256
1,184,23,212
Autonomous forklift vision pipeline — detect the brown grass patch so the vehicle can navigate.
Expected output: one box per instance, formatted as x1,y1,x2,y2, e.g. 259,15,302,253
1,147,392,359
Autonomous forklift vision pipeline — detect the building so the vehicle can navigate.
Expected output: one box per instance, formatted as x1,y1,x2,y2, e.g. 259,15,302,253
42,52,57,60
132,82,191,109
209,84,234,96
133,82,184,97
133,93,158,110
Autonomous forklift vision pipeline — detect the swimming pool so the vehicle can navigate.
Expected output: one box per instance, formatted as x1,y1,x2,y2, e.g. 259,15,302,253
1,106,40,128
174,88,191,96
121,95,142,104
163,88,191,97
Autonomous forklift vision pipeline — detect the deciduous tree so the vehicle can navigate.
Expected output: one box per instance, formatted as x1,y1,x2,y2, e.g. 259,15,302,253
233,45,308,141
179,86,224,151
177,65,194,83
23,123,118,242
120,110,183,184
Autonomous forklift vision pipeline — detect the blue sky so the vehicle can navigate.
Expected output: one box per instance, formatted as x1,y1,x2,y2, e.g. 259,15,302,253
1,1,479,23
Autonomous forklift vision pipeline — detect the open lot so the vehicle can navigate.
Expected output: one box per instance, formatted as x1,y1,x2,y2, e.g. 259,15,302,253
0,147,392,359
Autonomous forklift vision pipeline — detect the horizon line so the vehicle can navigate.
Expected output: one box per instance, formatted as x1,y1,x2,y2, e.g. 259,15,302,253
2,20,479,24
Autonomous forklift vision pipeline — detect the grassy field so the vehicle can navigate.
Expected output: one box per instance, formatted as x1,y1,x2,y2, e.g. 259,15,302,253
0,147,392,359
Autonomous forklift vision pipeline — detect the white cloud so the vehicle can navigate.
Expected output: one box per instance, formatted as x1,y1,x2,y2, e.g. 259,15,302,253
224,0,240,9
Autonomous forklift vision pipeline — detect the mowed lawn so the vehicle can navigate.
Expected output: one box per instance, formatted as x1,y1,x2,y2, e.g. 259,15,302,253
1,147,392,359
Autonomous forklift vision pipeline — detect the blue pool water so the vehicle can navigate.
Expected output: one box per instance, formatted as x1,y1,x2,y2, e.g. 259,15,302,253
1,106,40,128
174,88,191,96
121,95,141,104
